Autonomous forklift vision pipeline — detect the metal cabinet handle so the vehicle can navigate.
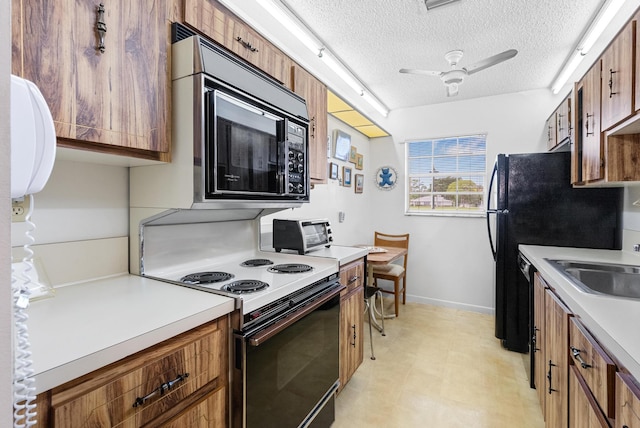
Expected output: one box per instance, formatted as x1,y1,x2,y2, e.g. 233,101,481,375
547,360,557,394
557,114,564,132
609,69,618,98
585,113,594,136
570,346,592,369
348,275,360,284
351,324,356,347
235,37,259,52
132,373,189,408
532,327,539,352
96,3,107,53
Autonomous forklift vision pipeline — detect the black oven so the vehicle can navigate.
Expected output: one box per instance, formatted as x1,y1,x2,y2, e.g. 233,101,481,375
232,276,344,428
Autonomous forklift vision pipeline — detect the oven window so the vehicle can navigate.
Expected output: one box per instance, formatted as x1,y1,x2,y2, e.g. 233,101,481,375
210,90,283,195
245,296,339,427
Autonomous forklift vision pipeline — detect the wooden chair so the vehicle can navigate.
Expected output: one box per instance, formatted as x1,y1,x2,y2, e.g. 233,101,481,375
372,232,409,317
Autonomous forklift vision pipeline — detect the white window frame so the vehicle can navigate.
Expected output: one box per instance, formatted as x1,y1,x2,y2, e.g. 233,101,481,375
405,134,487,217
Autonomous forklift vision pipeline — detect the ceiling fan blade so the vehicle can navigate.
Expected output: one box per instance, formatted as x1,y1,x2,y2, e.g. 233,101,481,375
462,49,518,75
399,68,443,77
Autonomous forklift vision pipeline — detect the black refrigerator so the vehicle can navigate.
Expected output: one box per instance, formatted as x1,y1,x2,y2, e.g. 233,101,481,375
486,151,622,353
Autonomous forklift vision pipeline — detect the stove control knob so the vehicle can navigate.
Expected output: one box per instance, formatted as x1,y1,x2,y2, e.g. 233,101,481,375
288,162,294,172
288,183,295,193
297,153,304,162
296,183,303,193
288,151,295,159
297,164,304,173
288,300,295,308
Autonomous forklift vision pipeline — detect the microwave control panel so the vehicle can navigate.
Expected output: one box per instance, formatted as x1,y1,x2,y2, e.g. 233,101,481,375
285,122,307,196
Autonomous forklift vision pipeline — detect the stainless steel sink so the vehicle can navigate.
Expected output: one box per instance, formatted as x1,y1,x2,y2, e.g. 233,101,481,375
545,259,640,299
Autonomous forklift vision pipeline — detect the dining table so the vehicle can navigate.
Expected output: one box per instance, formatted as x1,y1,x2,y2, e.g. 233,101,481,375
357,245,408,327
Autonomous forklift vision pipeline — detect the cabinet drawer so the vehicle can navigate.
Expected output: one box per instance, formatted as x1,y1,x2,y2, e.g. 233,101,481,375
339,258,365,295
569,366,611,427
569,318,616,418
616,372,640,428
50,320,227,427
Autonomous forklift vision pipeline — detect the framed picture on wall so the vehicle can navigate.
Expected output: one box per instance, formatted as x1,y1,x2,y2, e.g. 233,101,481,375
349,146,358,163
355,174,364,193
355,153,364,170
329,162,339,180
343,166,352,186
333,130,351,161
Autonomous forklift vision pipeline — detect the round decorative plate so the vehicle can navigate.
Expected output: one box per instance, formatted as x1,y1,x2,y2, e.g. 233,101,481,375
374,166,398,190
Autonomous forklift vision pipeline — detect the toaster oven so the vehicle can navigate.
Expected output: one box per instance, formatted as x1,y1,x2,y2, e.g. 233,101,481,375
273,219,333,254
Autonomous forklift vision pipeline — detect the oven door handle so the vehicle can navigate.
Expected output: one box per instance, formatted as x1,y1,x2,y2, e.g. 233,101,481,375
248,284,345,347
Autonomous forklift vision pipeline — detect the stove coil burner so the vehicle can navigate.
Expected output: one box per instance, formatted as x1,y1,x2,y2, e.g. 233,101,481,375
241,259,274,267
268,263,313,274
180,271,234,285
223,280,269,294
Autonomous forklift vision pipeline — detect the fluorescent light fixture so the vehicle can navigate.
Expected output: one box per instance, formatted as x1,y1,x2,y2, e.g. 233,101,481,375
424,0,462,11
256,0,390,117
551,0,626,94
256,0,320,55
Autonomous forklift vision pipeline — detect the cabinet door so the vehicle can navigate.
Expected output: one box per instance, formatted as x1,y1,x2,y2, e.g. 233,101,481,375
601,21,635,131
546,113,558,150
545,289,572,428
340,258,365,295
533,273,547,415
13,0,169,157
557,96,571,143
569,366,610,428
616,372,640,428
339,287,364,392
162,385,227,427
292,65,328,184
582,61,604,182
183,0,292,87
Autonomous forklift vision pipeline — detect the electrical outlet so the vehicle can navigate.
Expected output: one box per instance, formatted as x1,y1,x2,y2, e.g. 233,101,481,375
12,198,29,223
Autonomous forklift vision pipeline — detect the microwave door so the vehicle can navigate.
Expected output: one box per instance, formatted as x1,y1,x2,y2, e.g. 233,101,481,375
210,90,282,196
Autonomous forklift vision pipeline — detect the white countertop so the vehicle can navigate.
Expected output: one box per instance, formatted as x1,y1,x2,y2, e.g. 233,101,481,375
519,245,640,380
26,274,235,393
289,245,370,265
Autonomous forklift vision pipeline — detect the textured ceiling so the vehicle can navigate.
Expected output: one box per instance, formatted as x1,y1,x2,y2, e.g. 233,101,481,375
223,0,639,117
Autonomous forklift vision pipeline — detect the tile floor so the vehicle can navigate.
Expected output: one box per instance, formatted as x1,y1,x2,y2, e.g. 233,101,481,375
333,300,545,427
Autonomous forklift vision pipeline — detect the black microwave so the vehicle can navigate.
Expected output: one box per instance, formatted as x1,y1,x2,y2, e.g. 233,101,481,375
273,219,333,254
205,84,309,201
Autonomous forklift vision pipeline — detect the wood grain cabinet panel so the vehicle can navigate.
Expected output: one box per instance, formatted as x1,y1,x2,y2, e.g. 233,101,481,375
291,65,328,184
569,318,617,419
581,61,604,182
569,366,611,428
533,273,547,417
339,258,365,392
45,318,228,427
546,113,558,150
12,0,170,158
183,0,292,87
601,20,635,131
616,372,640,428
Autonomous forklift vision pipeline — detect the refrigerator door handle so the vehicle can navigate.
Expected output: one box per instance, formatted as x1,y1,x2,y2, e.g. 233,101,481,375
486,161,499,261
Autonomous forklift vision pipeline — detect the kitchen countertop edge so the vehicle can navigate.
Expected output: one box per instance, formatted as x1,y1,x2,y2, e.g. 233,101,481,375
27,274,236,394
519,245,640,381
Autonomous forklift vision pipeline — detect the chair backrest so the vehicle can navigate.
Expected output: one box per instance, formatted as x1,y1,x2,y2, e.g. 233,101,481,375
374,232,409,268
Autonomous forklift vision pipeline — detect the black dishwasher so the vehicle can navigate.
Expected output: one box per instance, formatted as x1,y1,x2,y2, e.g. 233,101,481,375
517,252,537,389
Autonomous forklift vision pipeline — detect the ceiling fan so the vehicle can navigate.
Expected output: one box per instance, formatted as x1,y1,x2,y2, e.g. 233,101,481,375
399,49,518,97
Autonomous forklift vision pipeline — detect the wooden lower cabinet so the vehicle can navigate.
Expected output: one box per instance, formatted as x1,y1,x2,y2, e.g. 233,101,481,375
569,366,611,427
533,273,547,416
616,372,640,428
26,316,229,427
339,258,365,392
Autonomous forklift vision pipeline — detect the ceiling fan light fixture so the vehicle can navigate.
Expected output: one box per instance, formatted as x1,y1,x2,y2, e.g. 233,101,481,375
424,0,461,11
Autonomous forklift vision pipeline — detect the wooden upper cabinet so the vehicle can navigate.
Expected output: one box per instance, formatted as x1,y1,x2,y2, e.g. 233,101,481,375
601,20,635,131
546,113,558,150
292,65,328,184
556,96,571,143
11,0,170,159
582,62,604,182
183,0,292,87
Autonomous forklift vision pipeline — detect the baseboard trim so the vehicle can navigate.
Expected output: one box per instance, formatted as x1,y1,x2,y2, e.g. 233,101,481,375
407,295,495,315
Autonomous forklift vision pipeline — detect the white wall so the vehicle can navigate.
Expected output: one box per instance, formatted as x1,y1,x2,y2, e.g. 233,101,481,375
367,89,558,312
261,115,373,247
